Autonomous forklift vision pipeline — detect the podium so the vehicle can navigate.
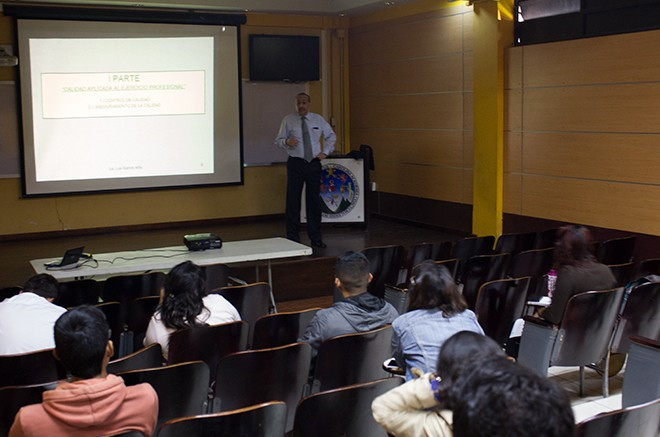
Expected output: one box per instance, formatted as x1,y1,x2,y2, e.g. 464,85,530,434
301,156,366,224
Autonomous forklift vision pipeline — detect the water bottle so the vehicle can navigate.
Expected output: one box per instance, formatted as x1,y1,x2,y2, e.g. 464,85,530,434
547,269,557,298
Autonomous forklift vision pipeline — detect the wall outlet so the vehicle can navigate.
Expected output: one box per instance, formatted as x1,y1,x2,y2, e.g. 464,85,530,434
370,181,377,191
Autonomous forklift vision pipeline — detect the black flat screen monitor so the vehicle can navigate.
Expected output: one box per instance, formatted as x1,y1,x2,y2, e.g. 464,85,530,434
249,34,320,82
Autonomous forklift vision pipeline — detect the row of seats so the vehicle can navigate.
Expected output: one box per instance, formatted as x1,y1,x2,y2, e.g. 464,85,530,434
365,232,645,299
0,322,395,435
3,332,657,436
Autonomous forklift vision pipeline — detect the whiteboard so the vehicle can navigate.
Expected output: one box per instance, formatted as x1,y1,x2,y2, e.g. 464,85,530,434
0,82,21,178
242,80,304,165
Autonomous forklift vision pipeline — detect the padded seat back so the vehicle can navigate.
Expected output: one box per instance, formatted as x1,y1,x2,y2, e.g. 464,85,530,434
610,281,660,354
575,397,660,437
459,253,510,310
0,348,66,388
362,245,405,298
107,343,162,374
158,401,287,437
0,382,56,436
252,308,320,350
551,288,623,366
126,296,160,351
119,361,209,430
596,235,636,265
168,321,248,386
475,276,530,345
215,342,311,431
494,232,536,255
212,283,270,347
312,325,393,394
55,279,101,308
293,378,403,437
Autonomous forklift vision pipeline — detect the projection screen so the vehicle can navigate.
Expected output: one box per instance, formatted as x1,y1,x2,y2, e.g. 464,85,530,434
10,7,244,196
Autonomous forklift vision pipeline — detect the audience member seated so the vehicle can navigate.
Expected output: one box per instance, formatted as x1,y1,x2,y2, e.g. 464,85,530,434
9,305,158,437
371,331,504,437
507,225,616,356
144,261,240,360
0,274,67,355
448,357,574,437
299,251,399,356
391,261,484,380
541,225,616,325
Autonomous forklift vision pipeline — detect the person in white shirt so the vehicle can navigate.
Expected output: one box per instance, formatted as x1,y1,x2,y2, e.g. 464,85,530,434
144,261,240,360
0,274,67,355
275,92,336,249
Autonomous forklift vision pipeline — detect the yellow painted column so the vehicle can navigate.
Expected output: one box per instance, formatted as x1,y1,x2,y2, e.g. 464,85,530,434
472,1,512,237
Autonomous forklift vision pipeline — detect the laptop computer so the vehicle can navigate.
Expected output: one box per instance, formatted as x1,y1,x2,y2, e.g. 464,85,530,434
45,246,85,270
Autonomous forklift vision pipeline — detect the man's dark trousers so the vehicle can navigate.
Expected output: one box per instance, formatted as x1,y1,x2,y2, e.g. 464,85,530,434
286,156,323,243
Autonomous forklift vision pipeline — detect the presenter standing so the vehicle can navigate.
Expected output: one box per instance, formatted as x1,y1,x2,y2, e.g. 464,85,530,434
276,92,336,248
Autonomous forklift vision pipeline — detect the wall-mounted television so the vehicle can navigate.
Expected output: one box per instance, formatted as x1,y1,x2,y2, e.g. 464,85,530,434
249,34,320,82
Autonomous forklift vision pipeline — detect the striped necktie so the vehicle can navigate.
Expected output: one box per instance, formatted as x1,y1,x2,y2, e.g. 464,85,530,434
301,116,313,162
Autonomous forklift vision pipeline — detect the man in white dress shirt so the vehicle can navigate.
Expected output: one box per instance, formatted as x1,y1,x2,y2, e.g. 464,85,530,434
0,273,67,355
275,92,336,249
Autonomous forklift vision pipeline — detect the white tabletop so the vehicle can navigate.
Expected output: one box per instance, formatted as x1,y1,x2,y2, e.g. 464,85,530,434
30,237,312,280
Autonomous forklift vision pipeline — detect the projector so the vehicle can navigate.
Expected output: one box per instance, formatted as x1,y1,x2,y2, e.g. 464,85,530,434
184,233,223,251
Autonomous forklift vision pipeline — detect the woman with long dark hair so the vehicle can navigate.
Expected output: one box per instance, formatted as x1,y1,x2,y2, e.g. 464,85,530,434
391,261,484,380
541,225,616,324
144,261,240,359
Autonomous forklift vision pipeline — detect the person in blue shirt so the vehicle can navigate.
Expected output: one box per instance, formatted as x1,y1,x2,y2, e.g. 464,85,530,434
392,260,485,380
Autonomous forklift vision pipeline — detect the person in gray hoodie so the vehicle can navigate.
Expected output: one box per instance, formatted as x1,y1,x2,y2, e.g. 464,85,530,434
299,251,399,356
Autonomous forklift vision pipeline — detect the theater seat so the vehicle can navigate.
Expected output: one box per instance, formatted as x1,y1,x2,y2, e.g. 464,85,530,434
293,378,403,437
158,401,287,437
311,325,393,394
574,397,660,437
518,288,623,397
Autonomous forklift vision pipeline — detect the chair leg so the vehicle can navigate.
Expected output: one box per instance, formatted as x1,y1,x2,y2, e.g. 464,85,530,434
579,366,585,397
603,351,610,398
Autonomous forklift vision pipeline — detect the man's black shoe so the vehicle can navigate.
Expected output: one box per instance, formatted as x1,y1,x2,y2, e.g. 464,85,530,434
311,240,327,249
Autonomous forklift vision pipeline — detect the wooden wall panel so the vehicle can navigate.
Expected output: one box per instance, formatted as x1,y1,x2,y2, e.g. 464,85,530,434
463,11,473,52
505,47,522,90
504,28,660,236
523,84,660,133
350,54,463,97
461,169,473,205
463,130,474,168
522,132,660,185
463,49,473,91
351,129,463,167
463,92,473,130
505,132,522,173
523,30,660,87
504,173,522,215
522,175,660,236
505,90,522,132
353,94,464,130
350,7,472,207
374,162,465,203
350,14,463,66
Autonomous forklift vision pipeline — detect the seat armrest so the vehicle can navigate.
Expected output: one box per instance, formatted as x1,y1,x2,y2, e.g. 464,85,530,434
629,335,660,350
518,318,557,377
523,315,554,327
382,358,405,376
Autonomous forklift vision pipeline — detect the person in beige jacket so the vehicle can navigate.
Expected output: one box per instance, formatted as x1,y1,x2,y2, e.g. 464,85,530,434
372,331,504,437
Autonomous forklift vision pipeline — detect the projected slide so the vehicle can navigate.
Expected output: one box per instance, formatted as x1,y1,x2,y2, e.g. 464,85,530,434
29,36,214,182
